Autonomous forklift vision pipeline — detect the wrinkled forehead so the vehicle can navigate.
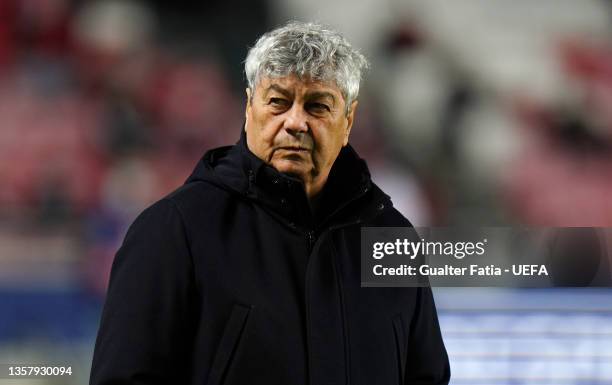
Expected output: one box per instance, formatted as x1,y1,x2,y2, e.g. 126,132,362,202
253,75,346,103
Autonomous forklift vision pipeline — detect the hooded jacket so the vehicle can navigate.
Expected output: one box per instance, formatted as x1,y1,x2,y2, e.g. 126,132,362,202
90,132,450,385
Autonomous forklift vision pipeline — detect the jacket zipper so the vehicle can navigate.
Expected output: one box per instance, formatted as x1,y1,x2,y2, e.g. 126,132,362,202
303,218,363,385
306,230,315,252
307,197,387,255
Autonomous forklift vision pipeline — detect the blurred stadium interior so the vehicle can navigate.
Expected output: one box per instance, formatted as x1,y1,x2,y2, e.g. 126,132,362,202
1,0,612,383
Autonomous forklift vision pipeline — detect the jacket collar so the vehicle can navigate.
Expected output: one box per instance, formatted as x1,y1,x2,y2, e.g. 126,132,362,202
187,127,390,229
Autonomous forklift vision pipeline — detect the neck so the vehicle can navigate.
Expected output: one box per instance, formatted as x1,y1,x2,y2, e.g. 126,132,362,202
303,172,329,200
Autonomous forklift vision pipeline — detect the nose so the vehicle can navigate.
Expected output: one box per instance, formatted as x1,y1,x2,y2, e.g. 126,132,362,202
283,104,309,135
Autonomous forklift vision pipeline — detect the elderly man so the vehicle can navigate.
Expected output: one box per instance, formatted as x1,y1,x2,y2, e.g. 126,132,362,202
90,22,450,385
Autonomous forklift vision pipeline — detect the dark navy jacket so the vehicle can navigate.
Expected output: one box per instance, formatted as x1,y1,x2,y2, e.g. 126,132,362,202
90,132,450,385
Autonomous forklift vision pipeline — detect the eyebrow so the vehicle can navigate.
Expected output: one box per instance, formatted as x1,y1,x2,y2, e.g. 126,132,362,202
263,84,337,107
306,91,336,107
264,84,293,98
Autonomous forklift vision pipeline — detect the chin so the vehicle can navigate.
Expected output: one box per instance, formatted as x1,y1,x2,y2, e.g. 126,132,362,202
272,161,310,181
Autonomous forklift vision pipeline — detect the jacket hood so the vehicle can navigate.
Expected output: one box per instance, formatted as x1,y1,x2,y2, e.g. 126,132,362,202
186,129,392,229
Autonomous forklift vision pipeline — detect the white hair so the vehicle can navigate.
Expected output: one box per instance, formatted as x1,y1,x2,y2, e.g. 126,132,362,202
244,21,369,114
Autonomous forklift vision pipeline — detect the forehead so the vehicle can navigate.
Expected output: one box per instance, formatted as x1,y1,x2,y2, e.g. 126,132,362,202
255,75,344,101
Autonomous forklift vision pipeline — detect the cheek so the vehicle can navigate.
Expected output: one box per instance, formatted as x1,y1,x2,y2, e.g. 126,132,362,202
253,115,280,142
248,123,274,154
312,129,344,163
264,125,285,147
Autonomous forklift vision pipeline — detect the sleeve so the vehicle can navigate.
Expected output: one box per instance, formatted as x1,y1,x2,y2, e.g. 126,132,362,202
89,198,198,385
404,286,451,385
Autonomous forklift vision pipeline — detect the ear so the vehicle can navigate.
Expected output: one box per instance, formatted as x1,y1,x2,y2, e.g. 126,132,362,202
244,88,252,130
343,100,358,146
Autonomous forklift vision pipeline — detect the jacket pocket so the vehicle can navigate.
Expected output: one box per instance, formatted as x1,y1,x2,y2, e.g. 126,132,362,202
393,314,407,385
207,304,252,385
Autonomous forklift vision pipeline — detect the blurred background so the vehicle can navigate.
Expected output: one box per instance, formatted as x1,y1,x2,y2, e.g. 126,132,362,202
1,0,612,383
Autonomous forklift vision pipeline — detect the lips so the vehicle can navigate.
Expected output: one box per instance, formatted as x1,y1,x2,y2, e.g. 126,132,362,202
278,146,310,152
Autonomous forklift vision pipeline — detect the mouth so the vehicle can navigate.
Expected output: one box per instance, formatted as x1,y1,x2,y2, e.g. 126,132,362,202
277,146,311,153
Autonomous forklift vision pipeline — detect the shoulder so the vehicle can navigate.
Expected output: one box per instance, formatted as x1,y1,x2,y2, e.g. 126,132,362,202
161,179,242,220
120,197,190,253
137,180,247,241
123,181,227,246
165,179,229,208
366,182,413,227
370,206,413,227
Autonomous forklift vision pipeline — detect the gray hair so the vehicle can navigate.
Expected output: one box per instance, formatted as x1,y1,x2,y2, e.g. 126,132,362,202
244,21,369,114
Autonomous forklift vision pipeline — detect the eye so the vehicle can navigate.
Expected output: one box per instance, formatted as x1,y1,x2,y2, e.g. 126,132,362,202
269,97,289,107
307,102,330,113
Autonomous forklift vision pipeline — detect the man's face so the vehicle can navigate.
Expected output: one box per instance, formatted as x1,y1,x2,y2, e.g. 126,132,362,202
245,75,357,198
